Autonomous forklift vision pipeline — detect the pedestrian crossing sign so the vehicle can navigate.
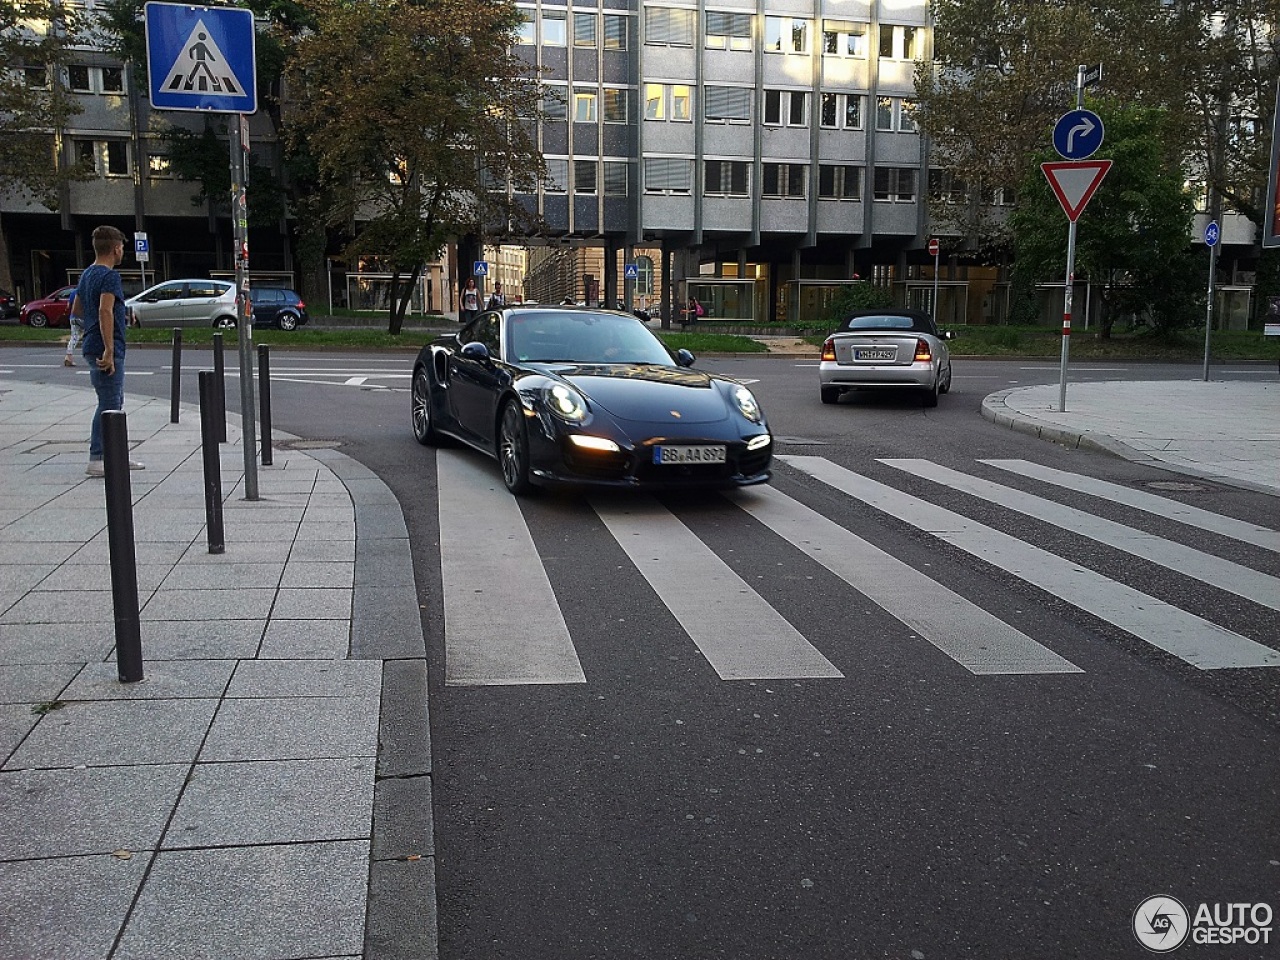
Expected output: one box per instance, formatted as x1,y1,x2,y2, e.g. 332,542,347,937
145,2,256,114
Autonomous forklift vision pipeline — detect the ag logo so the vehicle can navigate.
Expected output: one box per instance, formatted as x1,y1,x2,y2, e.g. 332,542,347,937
1134,895,1190,952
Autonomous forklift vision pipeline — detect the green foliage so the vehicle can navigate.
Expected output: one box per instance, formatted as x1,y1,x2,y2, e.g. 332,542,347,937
820,282,895,324
160,125,289,226
1011,101,1199,336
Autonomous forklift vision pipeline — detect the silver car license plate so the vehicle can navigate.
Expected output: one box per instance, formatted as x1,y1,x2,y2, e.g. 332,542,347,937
653,444,727,465
854,347,896,361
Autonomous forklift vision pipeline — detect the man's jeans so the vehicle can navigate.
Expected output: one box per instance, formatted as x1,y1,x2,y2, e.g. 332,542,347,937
88,358,125,460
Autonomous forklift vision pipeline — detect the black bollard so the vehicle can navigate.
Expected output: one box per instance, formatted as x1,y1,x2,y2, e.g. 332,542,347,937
102,411,143,683
198,372,225,554
258,343,273,467
212,332,227,443
170,328,182,424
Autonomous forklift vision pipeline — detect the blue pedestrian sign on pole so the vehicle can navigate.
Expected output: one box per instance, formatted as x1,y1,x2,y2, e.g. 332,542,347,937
1204,220,1220,247
145,2,257,113
1052,109,1104,160
623,263,639,280
473,261,489,277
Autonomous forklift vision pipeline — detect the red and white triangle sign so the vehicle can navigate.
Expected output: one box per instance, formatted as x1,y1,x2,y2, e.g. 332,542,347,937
1042,160,1112,222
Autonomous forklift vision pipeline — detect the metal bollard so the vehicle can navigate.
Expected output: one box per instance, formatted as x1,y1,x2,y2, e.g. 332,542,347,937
102,411,143,682
212,332,227,443
170,328,182,424
198,372,225,554
258,343,273,467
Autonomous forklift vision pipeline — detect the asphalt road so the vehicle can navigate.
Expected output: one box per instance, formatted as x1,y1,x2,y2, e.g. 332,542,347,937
4,344,1277,959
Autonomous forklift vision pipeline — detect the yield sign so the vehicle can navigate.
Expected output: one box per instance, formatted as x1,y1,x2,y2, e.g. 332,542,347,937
1041,160,1112,222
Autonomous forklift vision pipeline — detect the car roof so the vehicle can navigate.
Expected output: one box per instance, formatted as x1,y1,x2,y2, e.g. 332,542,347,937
839,308,938,333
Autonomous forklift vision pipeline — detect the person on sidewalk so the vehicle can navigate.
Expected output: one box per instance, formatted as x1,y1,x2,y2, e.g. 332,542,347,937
63,289,82,366
459,277,481,325
77,224,143,476
486,282,505,310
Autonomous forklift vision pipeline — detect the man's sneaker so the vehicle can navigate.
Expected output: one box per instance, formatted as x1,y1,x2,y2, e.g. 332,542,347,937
85,461,104,477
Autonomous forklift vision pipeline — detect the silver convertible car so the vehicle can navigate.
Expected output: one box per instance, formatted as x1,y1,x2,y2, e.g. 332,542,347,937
819,308,955,407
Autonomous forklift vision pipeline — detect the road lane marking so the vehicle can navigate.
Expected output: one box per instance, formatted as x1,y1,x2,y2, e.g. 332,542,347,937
881,459,1280,613
781,456,1280,670
438,451,585,685
592,496,843,681
981,459,1280,552
727,486,1082,675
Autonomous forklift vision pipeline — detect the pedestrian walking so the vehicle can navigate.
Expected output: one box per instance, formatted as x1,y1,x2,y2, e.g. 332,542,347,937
63,289,82,366
77,224,144,476
486,282,505,310
460,277,481,325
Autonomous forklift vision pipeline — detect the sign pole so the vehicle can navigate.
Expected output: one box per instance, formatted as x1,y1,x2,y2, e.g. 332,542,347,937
1202,221,1219,381
929,238,940,319
230,115,259,500
1056,66,1088,413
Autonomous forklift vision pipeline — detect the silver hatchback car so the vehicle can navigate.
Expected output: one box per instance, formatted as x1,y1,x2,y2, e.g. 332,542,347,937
819,309,955,407
126,279,239,329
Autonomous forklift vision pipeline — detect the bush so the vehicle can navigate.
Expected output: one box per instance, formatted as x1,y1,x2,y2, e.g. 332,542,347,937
821,282,895,325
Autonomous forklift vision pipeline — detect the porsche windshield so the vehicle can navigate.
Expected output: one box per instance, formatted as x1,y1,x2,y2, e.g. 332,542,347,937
506,312,674,366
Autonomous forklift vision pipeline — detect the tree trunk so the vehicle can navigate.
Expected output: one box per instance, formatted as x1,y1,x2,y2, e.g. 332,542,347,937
0,213,14,295
391,264,424,336
387,267,403,335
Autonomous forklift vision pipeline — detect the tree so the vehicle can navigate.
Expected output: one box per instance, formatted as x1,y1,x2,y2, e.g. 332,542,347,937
0,0,84,291
285,0,544,333
1010,102,1199,338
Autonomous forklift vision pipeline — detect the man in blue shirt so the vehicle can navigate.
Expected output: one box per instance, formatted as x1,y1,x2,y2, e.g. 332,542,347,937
78,225,144,476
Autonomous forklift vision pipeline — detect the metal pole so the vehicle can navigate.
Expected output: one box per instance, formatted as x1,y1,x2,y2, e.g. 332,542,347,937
102,411,143,682
1202,241,1218,381
932,249,940,320
258,343,273,467
212,331,227,443
198,372,225,554
1058,66,1087,413
231,115,259,500
170,327,182,424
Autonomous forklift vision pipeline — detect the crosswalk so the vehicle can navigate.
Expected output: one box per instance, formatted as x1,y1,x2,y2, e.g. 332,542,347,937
435,450,1280,685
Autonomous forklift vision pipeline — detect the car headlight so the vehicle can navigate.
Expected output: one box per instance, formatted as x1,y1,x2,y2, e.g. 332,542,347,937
545,383,588,422
732,385,762,423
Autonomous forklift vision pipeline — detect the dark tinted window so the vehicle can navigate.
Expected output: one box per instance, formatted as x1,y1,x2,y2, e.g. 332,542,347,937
844,313,935,334
188,281,229,298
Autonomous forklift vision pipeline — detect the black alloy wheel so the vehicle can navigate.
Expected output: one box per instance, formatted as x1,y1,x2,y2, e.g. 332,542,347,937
411,367,440,445
498,400,532,495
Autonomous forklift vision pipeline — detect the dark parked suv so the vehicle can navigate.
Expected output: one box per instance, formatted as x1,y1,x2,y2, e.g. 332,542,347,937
249,288,309,331
0,288,19,319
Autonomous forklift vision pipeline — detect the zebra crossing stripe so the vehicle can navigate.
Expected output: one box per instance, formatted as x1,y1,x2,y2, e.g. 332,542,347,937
729,486,1082,675
437,452,585,686
980,459,1280,553
781,456,1280,670
880,459,1280,614
591,496,844,681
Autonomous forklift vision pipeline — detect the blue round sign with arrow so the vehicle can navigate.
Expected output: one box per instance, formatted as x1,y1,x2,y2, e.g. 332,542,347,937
1053,109,1105,160
1204,220,1220,247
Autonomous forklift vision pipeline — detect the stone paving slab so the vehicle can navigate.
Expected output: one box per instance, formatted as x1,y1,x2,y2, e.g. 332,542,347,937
62,660,236,700
200,696,379,762
0,662,83,703
0,622,116,664
227,659,380,699
139,620,265,660
258,619,351,659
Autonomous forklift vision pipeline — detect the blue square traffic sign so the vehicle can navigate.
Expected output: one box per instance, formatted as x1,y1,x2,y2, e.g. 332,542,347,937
145,2,257,113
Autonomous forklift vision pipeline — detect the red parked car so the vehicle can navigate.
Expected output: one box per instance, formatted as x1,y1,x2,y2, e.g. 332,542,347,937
19,286,77,328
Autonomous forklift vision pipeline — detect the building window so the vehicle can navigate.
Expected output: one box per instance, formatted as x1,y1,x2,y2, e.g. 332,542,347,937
764,16,809,54
873,166,917,202
148,153,172,178
604,161,628,197
704,160,750,197
542,10,567,46
574,12,596,47
705,86,751,122
24,65,48,88
105,140,129,176
574,88,597,122
819,165,862,200
763,90,807,126
516,13,535,44
762,162,806,198
603,88,628,123
69,64,92,92
879,24,922,59
603,14,627,50
635,255,654,295
820,92,862,130
644,157,693,194
544,158,568,193
101,66,124,93
876,96,916,132
645,7,694,46
574,160,597,194
823,20,867,57
541,87,567,121
706,11,751,51
928,169,967,204
990,185,1017,206
645,83,691,122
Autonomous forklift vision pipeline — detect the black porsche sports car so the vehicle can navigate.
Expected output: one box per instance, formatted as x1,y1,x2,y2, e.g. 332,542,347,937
410,306,773,494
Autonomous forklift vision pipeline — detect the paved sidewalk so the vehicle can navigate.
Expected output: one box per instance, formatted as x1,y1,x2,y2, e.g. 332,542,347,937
0,378,433,960
983,378,1280,496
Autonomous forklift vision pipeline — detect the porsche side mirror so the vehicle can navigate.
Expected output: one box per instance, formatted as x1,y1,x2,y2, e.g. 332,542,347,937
461,341,491,363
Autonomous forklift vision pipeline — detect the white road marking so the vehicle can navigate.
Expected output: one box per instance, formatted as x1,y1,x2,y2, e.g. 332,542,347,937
438,451,585,686
880,459,1280,613
782,456,1280,670
981,459,1280,552
727,486,1082,675
592,495,843,681
344,377,368,386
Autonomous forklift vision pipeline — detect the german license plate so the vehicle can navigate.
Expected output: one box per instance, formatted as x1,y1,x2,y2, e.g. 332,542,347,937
854,347,896,361
653,444,726,465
